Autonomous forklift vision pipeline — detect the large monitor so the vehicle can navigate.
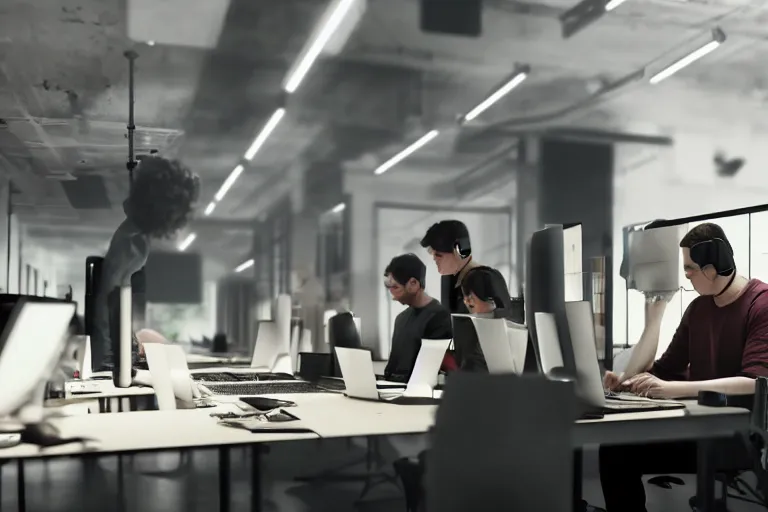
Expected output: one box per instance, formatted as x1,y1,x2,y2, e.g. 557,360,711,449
627,225,684,293
525,225,576,376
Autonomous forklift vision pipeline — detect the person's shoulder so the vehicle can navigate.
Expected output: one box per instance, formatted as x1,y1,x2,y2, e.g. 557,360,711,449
425,299,451,316
746,279,768,306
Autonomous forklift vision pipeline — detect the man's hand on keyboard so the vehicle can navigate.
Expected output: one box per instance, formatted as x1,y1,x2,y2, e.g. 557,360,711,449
603,371,626,391
624,373,682,399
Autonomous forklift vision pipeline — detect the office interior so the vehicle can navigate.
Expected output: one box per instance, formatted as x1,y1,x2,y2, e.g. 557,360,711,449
0,0,766,510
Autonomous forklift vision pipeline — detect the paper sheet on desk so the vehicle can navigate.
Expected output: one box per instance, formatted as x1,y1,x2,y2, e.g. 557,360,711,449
219,417,315,434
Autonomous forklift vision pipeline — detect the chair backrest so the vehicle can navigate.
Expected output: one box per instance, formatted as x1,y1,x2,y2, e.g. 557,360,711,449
143,343,176,411
425,373,575,512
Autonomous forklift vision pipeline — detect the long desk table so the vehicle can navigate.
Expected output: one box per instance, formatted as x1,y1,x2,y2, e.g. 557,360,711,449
0,393,751,512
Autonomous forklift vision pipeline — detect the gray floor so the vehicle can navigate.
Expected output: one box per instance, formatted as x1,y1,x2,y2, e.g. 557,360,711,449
1,440,764,511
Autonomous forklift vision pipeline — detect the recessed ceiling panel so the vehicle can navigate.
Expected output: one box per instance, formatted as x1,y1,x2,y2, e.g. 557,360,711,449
127,0,231,49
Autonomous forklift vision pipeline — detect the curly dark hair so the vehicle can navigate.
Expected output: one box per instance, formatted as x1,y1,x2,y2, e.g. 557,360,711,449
126,156,200,239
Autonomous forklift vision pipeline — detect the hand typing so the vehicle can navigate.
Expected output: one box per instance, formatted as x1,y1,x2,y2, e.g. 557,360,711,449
603,371,624,391
623,372,682,399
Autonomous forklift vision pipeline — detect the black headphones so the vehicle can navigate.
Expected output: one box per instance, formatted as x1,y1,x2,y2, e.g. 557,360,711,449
455,236,472,259
689,238,735,276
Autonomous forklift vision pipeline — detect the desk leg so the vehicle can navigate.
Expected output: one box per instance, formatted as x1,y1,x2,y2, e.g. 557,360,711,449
573,449,583,507
696,439,716,512
251,446,262,512
16,460,25,512
219,447,230,512
116,455,126,512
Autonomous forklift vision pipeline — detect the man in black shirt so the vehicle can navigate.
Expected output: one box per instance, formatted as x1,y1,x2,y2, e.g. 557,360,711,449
383,254,452,382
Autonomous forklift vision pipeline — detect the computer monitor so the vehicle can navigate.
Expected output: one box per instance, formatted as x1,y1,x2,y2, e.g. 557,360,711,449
0,300,77,418
525,225,576,377
328,312,363,377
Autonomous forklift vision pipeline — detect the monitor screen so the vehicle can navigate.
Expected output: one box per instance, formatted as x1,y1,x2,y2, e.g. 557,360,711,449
143,252,203,304
525,225,575,376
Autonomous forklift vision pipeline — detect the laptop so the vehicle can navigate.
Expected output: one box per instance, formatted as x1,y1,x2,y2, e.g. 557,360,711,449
470,317,528,375
562,301,685,414
335,339,450,405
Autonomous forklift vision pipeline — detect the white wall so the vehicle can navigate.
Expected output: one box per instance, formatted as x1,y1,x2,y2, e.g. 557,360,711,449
613,130,768,353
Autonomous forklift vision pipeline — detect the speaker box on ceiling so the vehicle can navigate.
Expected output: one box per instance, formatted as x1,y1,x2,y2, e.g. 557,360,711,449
420,0,482,37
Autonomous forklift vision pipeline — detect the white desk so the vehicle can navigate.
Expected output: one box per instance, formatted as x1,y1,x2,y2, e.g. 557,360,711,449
65,380,155,413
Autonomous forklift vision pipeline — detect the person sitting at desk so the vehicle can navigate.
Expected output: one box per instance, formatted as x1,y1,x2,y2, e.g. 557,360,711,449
383,254,452,383
92,156,199,371
594,222,768,512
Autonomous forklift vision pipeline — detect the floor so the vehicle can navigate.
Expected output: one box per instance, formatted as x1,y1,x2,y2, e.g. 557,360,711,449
1,439,765,511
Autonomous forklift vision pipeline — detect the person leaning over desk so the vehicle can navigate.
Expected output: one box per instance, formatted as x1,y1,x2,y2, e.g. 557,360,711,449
382,253,452,383
91,156,200,372
590,222,768,512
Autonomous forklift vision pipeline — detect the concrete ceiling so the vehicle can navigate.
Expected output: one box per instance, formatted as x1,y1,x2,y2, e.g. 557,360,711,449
0,0,765,287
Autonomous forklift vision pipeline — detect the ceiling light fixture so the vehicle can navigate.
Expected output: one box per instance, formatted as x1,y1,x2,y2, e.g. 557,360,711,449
604,0,627,10
331,202,345,213
204,201,216,216
235,259,255,273
374,130,440,176
284,0,358,94
463,66,530,123
178,232,196,252
214,165,244,202
649,28,725,85
244,108,286,161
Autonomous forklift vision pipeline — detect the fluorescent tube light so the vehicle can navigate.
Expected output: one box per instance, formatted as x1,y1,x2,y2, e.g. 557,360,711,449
284,0,358,94
463,69,529,122
649,29,725,85
331,203,345,213
214,165,244,202
374,130,440,176
178,233,196,251
235,259,255,273
244,108,286,161
604,0,627,10
204,201,216,216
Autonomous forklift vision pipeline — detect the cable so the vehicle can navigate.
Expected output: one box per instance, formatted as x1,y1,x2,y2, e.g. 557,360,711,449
124,50,139,191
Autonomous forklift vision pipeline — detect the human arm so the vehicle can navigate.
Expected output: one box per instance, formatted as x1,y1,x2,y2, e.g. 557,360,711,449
619,297,670,382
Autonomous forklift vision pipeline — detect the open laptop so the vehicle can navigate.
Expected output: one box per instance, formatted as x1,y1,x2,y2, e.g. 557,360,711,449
335,339,450,405
562,301,685,414
470,317,528,374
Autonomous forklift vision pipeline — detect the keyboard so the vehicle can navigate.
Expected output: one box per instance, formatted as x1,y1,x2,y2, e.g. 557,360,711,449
193,372,295,383
603,392,685,413
202,381,338,396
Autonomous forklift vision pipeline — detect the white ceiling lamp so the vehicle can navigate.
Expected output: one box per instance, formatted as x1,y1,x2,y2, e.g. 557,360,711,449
604,0,628,10
214,165,244,202
244,108,286,161
374,130,440,176
649,28,726,85
178,232,197,252
331,202,346,213
463,66,530,123
203,201,216,216
235,259,255,273
284,0,361,94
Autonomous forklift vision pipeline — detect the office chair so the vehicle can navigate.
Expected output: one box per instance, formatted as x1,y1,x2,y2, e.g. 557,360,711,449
425,373,575,512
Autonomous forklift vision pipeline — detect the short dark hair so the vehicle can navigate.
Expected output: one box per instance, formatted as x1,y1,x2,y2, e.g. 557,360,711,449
385,253,426,288
126,157,200,239
679,222,729,249
419,220,470,253
461,267,496,302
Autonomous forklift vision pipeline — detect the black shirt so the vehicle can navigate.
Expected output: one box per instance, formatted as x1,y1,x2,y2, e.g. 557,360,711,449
384,299,453,382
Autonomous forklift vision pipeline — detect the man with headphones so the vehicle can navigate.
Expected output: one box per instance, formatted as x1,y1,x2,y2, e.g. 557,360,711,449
595,222,768,512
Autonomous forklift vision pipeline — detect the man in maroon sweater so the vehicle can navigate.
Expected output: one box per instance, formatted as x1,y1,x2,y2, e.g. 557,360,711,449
598,222,768,512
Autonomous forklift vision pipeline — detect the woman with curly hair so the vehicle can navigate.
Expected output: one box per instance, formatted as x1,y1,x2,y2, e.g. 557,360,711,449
91,156,200,372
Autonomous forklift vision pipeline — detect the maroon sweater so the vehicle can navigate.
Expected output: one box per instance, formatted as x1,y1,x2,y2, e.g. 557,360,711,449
652,279,768,382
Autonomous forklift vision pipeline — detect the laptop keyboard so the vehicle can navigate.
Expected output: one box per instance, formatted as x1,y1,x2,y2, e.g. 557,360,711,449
193,372,296,383
203,381,338,396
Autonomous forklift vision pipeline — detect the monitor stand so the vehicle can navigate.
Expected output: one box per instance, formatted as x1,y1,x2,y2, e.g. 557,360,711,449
114,284,133,388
